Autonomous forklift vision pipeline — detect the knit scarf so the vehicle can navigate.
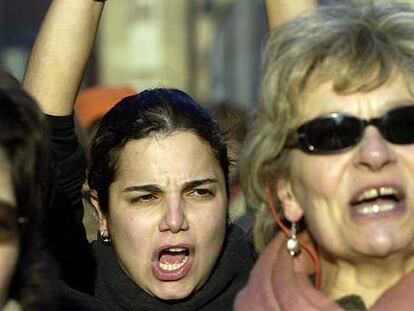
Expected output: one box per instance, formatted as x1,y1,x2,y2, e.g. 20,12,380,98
234,233,414,311
94,224,255,311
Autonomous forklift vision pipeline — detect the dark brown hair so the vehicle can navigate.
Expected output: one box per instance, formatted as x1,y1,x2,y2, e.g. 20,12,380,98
88,88,230,214
0,72,55,310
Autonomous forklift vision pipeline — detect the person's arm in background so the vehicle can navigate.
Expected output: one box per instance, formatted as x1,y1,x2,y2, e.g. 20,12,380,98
23,0,105,294
23,0,104,115
263,0,317,30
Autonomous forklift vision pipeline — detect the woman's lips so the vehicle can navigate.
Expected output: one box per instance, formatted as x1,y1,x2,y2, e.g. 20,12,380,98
349,184,406,220
351,199,404,217
152,244,194,281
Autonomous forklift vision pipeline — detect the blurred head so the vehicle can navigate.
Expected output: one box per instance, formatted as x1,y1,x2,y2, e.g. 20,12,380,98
75,86,136,129
241,2,414,253
209,101,247,178
0,149,19,307
88,88,230,299
0,72,53,308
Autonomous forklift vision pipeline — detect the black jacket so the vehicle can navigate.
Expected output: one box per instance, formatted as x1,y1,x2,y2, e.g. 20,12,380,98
46,115,105,310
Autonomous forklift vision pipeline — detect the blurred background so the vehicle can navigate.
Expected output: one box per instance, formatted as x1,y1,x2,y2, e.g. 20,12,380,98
6,0,409,238
0,0,270,238
0,0,268,108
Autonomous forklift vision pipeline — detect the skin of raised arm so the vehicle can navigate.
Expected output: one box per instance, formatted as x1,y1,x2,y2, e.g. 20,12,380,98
263,0,317,30
23,0,105,116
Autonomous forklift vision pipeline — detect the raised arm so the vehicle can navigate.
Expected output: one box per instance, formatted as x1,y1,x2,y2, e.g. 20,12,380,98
263,0,317,30
23,0,105,116
22,0,106,294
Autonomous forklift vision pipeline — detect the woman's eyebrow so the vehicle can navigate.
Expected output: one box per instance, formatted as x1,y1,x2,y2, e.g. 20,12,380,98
122,178,219,193
183,178,219,190
387,99,414,106
122,184,162,193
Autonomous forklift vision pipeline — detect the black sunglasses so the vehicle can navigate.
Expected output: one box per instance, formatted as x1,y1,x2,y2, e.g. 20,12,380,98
285,105,414,154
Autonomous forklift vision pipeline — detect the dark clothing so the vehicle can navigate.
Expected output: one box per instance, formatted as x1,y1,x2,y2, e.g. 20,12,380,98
47,114,256,311
336,295,367,310
56,281,107,311
46,114,96,294
94,225,255,311
46,115,105,310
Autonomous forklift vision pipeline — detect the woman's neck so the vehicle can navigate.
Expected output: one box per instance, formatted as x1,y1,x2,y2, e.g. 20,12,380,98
319,253,414,308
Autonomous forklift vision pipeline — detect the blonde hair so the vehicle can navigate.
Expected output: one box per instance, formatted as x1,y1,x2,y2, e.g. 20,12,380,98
241,1,414,251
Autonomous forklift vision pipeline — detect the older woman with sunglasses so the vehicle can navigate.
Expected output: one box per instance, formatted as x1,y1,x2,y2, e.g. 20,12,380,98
235,1,414,310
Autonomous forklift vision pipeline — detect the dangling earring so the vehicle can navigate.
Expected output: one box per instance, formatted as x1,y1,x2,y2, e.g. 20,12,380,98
265,181,320,287
100,230,111,245
286,222,301,256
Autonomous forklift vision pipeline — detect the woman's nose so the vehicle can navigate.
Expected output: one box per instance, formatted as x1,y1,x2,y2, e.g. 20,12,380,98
353,126,397,171
158,196,189,233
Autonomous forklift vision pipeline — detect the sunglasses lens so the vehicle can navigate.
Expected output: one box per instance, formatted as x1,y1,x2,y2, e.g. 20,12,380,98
300,115,363,152
382,106,414,144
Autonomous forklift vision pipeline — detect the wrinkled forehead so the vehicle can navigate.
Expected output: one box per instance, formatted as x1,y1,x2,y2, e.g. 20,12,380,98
293,65,414,119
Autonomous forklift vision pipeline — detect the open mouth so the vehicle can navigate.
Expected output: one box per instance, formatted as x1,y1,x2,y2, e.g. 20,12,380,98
159,247,190,271
350,186,403,216
152,245,193,281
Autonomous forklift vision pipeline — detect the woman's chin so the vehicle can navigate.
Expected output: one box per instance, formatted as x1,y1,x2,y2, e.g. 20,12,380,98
353,228,413,259
149,281,195,301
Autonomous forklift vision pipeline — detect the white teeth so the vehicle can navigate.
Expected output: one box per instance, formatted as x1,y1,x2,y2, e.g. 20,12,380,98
357,188,379,202
168,247,186,252
379,187,398,197
356,187,399,203
159,256,189,271
355,203,395,215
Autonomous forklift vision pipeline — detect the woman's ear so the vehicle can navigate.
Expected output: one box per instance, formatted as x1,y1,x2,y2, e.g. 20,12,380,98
276,177,304,222
89,189,108,233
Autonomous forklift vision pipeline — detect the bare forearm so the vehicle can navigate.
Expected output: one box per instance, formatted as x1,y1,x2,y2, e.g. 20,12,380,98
23,0,104,116
263,0,317,30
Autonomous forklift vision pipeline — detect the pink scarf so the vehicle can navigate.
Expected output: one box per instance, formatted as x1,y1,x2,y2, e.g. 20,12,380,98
234,234,414,311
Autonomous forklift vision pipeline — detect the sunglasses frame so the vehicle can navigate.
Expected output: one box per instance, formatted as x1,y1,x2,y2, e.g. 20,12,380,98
285,105,414,154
